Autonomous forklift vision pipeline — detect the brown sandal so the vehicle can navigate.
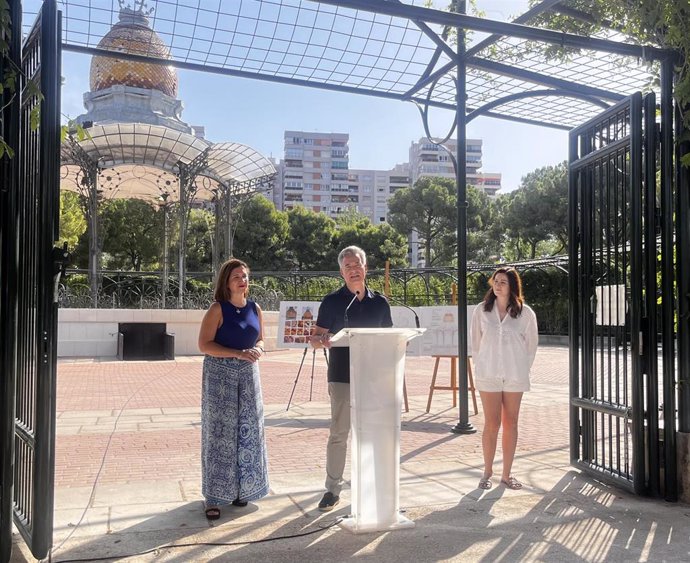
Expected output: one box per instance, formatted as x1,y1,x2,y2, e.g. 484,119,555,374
478,477,493,490
501,476,523,490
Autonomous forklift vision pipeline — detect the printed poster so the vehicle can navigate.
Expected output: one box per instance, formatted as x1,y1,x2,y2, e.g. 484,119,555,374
417,305,475,357
277,301,321,348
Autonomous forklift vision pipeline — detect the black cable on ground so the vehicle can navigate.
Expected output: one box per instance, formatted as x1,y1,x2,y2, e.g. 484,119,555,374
49,517,344,563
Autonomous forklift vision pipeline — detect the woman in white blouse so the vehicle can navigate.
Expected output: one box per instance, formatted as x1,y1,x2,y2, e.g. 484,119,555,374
470,267,538,491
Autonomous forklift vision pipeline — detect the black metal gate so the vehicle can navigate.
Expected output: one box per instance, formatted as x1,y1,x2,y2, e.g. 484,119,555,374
568,92,674,498
0,1,61,560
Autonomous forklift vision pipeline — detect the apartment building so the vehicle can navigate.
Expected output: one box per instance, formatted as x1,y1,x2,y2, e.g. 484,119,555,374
273,131,350,215
409,137,502,197
347,164,411,224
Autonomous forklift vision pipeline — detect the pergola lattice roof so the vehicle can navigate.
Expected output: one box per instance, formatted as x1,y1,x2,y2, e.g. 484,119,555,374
60,123,277,202
56,0,669,130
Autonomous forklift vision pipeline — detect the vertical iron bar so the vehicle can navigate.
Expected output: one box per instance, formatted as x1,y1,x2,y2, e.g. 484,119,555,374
629,93,646,495
676,89,690,434
451,0,474,434
622,141,631,477
660,58,677,501
605,151,612,472
595,156,603,467
612,138,621,476
644,93,660,496
568,127,580,463
581,134,595,463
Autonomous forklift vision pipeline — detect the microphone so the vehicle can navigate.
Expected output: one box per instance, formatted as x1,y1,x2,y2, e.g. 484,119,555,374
344,290,360,328
388,296,420,328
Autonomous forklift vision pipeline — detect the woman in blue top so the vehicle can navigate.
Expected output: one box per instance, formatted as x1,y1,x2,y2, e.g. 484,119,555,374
198,258,269,520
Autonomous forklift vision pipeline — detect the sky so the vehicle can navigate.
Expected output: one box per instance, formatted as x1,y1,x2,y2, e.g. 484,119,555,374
49,0,569,193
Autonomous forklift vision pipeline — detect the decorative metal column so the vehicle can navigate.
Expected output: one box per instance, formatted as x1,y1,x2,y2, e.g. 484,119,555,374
225,184,234,259
66,136,100,307
176,149,209,308
212,189,221,272
159,193,171,308
451,0,475,434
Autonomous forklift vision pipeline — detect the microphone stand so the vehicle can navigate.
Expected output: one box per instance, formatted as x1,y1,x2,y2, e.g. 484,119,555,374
388,295,420,328
343,290,360,328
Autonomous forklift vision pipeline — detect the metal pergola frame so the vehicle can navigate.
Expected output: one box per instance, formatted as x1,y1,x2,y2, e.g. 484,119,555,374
61,121,277,308
53,0,687,437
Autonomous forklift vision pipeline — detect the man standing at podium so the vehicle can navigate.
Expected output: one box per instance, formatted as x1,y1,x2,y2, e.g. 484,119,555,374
310,245,393,511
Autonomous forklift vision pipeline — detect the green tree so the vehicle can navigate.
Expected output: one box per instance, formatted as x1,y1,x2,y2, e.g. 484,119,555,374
285,206,337,270
334,217,409,269
429,183,502,266
184,208,214,272
100,198,163,271
501,162,568,260
387,176,457,266
233,195,289,270
59,191,87,251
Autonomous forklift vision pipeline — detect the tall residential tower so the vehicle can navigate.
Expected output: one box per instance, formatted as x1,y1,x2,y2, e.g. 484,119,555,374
273,131,502,225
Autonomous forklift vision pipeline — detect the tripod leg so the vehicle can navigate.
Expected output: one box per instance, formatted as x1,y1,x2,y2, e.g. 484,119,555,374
287,347,308,411
309,348,316,401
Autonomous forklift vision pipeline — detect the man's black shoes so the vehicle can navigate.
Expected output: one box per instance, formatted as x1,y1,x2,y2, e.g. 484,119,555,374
318,492,340,512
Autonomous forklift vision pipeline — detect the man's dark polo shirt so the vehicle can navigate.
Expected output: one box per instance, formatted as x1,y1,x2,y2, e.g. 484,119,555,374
316,285,393,384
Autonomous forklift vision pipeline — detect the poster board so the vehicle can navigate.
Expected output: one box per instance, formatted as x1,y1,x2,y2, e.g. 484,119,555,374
277,301,321,348
393,305,475,357
278,301,476,356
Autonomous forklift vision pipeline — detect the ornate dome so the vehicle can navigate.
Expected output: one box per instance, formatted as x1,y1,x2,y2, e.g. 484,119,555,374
90,6,178,97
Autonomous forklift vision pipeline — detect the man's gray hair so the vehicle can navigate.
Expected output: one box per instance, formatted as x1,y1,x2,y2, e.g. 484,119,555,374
338,245,367,268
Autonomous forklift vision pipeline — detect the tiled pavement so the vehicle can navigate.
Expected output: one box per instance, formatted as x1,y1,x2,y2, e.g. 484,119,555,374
52,348,570,486
11,346,690,562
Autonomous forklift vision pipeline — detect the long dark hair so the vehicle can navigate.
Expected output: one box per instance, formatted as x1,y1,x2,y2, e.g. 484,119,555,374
482,267,524,318
213,258,249,302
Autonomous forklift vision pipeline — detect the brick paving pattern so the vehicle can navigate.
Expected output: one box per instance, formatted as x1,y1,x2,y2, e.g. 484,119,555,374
55,346,569,488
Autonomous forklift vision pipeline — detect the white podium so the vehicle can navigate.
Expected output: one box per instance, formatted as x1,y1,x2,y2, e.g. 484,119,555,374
330,327,424,533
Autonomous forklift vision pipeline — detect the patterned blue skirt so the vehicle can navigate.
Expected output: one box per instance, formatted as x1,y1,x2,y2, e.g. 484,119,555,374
201,355,269,505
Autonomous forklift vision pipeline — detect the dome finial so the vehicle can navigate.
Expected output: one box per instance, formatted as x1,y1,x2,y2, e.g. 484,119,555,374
117,0,155,25
118,0,155,15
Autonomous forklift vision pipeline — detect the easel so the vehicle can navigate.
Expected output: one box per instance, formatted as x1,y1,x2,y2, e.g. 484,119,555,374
425,355,478,414
285,345,409,412
286,346,328,411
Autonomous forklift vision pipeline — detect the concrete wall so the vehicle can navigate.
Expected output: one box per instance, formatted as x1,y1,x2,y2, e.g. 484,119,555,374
57,309,279,358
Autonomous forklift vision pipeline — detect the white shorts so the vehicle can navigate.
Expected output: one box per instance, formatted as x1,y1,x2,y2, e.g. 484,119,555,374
475,375,530,393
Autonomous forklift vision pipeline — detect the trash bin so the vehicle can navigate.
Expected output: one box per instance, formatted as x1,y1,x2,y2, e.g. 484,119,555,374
117,322,175,361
